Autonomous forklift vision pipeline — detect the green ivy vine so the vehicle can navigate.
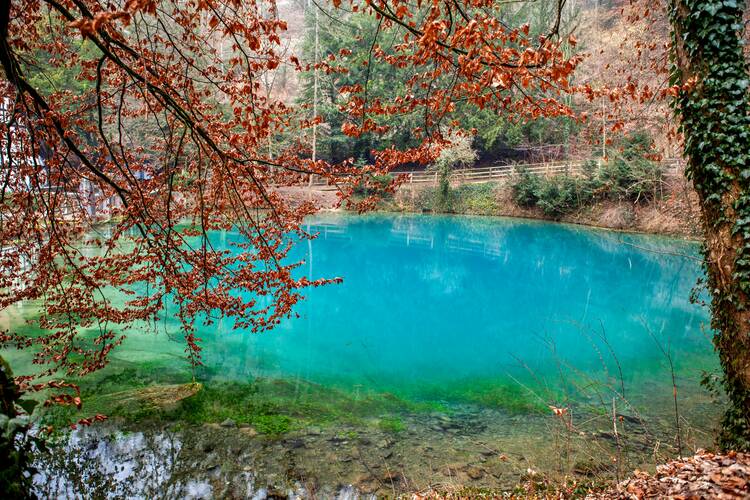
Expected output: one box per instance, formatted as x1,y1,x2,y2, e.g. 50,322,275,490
670,0,750,450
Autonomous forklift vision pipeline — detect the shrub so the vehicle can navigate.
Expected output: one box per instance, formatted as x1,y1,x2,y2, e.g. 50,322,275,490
513,170,598,217
535,175,597,217
599,158,663,203
511,168,542,207
435,169,453,212
599,131,665,202
433,133,478,172
453,183,498,214
510,133,665,217
431,132,479,212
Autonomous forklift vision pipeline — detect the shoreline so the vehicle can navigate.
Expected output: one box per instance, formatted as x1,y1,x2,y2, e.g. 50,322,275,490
354,208,703,242
378,178,703,240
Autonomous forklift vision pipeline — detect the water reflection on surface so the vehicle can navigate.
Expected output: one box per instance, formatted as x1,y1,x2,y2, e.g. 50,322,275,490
189,214,712,398
35,427,261,499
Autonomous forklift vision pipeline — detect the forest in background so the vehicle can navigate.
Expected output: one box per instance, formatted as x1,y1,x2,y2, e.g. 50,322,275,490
22,0,670,167
283,0,676,167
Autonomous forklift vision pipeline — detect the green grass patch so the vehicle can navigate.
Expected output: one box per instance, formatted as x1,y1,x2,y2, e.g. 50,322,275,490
451,183,500,214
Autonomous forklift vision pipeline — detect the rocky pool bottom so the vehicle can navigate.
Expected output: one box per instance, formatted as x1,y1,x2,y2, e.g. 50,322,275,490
31,367,723,499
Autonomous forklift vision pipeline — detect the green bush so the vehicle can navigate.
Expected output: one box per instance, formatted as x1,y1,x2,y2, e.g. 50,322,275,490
600,132,664,202
435,169,453,212
452,183,498,214
598,158,663,203
511,169,542,208
430,132,479,212
535,176,578,216
510,133,664,217
512,169,598,217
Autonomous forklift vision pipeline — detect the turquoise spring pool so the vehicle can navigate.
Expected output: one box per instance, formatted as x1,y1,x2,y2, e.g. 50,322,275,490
143,213,715,403
4,213,724,495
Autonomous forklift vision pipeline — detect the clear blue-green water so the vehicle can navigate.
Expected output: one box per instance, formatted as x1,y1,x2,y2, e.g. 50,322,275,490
151,213,714,402
7,214,725,495
4,212,719,423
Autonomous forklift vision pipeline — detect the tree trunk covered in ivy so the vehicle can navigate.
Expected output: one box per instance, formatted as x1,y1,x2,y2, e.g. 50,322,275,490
670,0,750,450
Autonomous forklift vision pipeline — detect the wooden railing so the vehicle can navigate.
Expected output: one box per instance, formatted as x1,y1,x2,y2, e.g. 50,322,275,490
397,161,587,185
309,158,684,188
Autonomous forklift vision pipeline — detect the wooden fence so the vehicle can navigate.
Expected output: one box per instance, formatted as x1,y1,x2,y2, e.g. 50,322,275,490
397,161,586,185
309,158,684,189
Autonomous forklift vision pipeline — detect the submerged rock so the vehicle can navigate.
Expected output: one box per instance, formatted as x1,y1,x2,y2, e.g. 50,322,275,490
220,418,237,428
466,466,485,480
284,438,305,450
240,426,259,437
375,438,392,449
95,383,203,415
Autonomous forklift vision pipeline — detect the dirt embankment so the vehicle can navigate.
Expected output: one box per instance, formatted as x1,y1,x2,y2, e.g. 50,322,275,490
391,172,703,239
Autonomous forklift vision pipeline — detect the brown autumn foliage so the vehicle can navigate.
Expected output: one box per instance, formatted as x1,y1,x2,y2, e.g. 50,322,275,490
0,0,580,416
